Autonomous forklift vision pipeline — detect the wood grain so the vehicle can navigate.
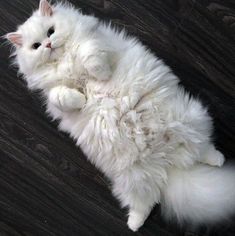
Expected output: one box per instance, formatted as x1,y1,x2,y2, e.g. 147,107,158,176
0,0,234,235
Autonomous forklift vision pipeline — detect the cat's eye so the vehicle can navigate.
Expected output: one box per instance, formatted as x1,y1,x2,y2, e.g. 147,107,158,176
32,42,41,49
47,26,55,37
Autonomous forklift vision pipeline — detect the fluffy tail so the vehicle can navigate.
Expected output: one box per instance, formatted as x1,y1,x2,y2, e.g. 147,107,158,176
161,162,235,226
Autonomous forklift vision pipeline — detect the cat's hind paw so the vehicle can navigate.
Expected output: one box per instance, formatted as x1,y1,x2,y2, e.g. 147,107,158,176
202,146,225,167
206,151,225,167
127,211,146,232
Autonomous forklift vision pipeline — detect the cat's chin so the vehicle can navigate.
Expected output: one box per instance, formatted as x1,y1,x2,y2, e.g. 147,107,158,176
49,46,65,62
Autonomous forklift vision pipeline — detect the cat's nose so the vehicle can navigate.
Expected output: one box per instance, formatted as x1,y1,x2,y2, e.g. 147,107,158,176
46,42,51,48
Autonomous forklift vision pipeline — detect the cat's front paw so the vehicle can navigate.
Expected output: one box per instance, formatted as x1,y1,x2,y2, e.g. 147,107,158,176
49,86,86,111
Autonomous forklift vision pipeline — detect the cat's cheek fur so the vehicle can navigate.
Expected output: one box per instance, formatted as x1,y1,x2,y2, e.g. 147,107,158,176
49,33,66,50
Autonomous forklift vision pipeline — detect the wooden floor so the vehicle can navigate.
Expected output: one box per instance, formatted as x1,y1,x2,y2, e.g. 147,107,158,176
0,0,235,235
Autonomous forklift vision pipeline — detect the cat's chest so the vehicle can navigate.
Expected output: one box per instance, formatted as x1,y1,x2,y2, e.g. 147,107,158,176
57,51,84,79
53,49,89,91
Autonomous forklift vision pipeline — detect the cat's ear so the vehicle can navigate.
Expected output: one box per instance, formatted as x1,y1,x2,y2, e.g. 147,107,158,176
39,0,53,17
6,33,23,46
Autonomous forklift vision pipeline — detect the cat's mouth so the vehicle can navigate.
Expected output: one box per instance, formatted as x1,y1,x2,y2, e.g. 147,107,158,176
50,46,59,54
48,46,64,61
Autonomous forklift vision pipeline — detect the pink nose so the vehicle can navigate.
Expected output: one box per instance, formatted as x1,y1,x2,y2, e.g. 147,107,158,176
46,42,51,48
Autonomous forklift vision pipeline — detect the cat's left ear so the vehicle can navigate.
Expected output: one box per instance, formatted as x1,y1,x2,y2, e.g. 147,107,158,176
39,0,53,17
6,33,23,46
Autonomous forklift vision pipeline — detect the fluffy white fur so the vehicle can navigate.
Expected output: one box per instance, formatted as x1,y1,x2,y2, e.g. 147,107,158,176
6,0,235,231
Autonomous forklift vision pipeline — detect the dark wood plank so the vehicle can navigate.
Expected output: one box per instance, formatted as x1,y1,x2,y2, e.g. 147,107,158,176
0,0,234,235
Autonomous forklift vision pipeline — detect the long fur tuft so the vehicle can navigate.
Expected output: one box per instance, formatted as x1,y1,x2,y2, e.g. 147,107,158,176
161,162,235,226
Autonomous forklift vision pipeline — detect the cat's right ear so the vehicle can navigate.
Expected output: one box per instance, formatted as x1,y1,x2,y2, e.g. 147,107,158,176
6,33,23,46
39,0,53,17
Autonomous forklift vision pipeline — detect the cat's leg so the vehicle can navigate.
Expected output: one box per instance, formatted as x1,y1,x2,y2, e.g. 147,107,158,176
200,143,225,167
49,85,86,112
79,40,112,81
112,167,163,231
116,186,154,232
127,205,153,232
168,90,225,168
120,185,156,232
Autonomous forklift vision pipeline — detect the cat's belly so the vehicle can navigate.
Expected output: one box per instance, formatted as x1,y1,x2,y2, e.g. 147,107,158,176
57,94,175,173
56,84,211,177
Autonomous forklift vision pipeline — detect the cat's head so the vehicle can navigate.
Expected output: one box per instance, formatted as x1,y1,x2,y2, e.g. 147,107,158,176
6,0,77,76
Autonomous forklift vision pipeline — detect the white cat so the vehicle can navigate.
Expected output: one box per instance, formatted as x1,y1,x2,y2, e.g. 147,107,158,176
6,0,235,232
